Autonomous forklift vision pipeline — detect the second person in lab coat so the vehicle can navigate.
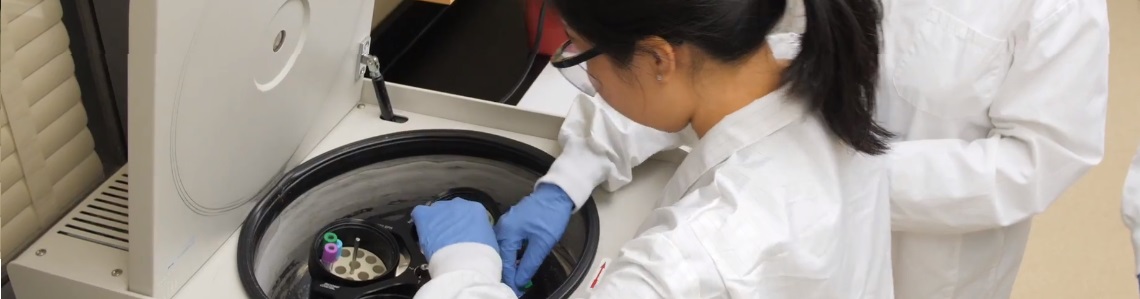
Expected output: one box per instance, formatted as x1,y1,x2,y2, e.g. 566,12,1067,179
1121,145,1140,291
736,0,1110,295
411,0,895,297
877,1,1109,298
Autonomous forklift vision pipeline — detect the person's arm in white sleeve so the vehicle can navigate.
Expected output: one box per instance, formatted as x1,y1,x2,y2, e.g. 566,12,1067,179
575,175,834,298
412,243,517,299
417,176,847,298
539,94,686,210
1121,146,1140,276
413,220,703,299
417,231,703,299
889,2,1109,233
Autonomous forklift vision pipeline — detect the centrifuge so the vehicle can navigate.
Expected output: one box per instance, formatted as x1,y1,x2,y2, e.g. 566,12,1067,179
6,0,681,298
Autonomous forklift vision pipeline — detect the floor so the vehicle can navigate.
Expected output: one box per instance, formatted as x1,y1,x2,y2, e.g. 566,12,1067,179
1011,0,1140,298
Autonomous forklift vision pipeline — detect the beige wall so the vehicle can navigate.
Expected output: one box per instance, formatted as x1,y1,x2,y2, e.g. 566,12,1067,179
1012,0,1140,298
372,0,403,29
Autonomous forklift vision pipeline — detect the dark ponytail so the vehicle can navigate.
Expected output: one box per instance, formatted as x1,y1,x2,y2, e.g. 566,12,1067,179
782,0,893,155
552,0,892,155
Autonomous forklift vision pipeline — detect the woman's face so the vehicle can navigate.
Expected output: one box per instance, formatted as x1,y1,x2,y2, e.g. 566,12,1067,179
566,29,695,133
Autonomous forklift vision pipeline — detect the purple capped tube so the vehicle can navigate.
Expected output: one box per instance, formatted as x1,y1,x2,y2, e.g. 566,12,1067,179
322,242,339,264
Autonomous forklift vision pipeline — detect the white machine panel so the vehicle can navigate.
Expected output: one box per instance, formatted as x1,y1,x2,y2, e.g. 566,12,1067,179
126,0,374,297
9,0,684,297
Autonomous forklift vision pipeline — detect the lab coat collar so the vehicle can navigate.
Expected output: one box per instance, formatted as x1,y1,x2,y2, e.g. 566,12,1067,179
661,86,808,204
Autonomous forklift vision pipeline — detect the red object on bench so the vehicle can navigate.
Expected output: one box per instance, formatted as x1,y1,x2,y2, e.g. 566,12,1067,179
525,0,567,56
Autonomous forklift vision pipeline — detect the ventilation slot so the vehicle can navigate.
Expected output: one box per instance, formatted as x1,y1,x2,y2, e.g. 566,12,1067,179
57,169,130,251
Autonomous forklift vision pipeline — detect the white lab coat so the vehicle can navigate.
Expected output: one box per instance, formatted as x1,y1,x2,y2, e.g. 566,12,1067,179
878,0,1109,298
1122,146,1140,276
415,88,895,298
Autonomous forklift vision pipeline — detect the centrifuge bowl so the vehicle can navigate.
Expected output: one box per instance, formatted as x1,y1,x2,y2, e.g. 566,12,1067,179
236,129,599,299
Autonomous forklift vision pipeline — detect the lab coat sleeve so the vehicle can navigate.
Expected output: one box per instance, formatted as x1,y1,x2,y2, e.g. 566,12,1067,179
888,2,1109,233
539,94,685,210
583,232,704,299
1122,146,1140,275
418,176,838,298
413,233,701,299
586,177,832,298
412,243,517,299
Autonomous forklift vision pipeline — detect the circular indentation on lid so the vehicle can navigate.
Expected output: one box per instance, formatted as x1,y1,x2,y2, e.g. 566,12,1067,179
341,249,350,257
273,30,286,52
171,0,314,216
335,266,346,274
365,256,377,263
357,272,370,280
254,0,310,91
372,265,384,273
349,261,361,269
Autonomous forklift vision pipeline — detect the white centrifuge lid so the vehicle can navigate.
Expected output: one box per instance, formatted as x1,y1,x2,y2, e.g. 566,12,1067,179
127,0,374,297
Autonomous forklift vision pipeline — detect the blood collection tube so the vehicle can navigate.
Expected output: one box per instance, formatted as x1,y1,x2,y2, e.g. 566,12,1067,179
322,242,339,264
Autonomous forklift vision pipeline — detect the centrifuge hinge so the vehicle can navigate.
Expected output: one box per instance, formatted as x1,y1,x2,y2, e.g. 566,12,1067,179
357,37,404,122
358,37,375,80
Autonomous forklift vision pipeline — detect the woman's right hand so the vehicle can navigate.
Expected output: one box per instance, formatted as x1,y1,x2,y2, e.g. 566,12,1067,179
494,183,574,293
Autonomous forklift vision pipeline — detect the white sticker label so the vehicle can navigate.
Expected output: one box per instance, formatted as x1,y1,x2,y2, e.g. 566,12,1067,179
588,258,610,289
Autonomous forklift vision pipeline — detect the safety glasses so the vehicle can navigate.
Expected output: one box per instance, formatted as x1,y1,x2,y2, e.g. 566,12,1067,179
551,40,603,96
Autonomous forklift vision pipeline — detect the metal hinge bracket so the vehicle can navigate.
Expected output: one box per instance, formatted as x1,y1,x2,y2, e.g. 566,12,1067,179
358,37,379,80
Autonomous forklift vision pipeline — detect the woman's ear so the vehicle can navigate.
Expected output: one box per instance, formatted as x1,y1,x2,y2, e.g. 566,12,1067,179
640,37,677,81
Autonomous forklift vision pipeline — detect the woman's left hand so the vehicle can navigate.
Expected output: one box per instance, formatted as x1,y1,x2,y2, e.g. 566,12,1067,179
411,198,498,261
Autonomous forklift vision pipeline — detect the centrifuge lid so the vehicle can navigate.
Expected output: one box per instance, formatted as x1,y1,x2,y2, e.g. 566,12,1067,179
127,0,374,297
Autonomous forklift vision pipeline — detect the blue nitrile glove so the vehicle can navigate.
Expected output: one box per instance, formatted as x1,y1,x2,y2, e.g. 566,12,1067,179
494,183,574,293
411,198,498,261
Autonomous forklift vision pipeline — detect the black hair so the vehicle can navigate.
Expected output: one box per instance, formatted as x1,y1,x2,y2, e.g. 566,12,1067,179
550,0,893,155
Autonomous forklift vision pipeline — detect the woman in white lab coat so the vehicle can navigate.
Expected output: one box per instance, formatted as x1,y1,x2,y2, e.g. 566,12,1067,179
408,0,895,298
877,1,1109,298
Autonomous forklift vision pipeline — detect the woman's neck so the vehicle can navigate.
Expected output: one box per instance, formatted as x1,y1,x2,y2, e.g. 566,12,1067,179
690,47,784,138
